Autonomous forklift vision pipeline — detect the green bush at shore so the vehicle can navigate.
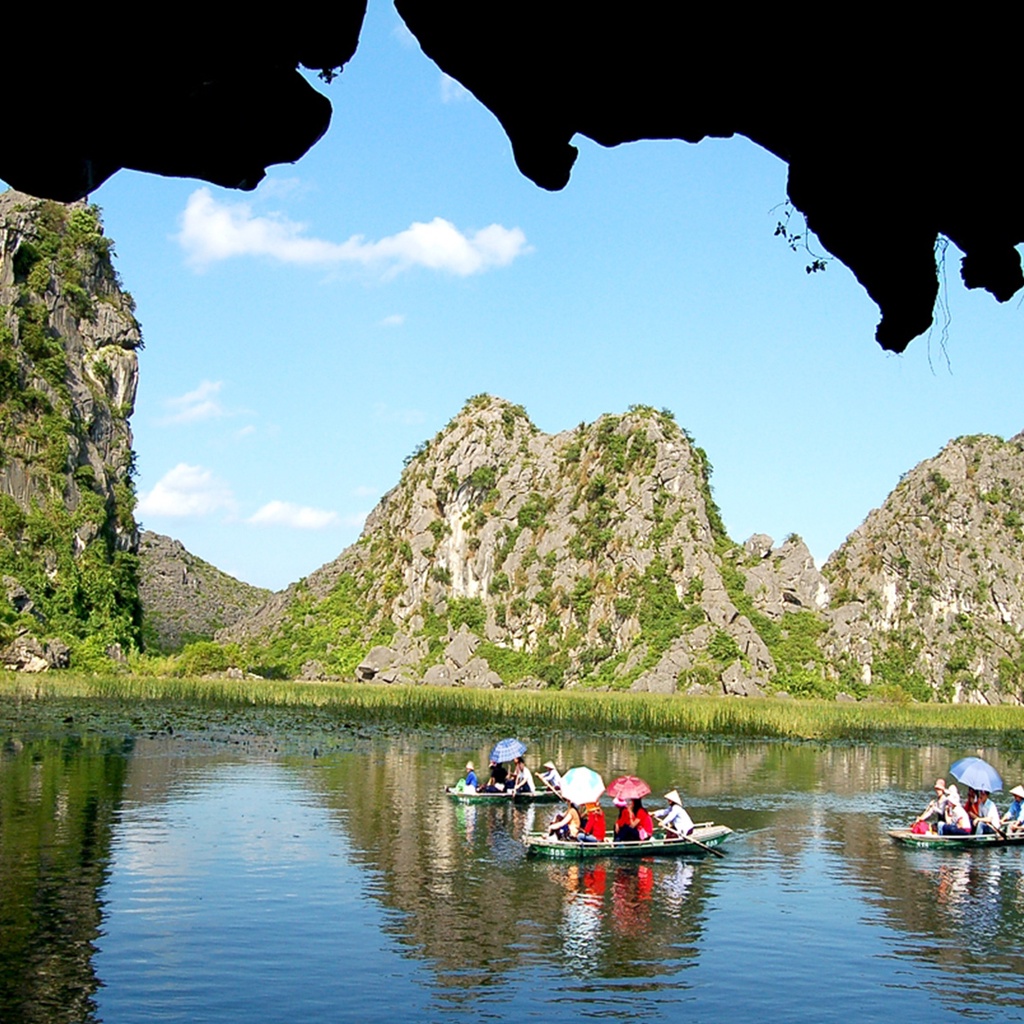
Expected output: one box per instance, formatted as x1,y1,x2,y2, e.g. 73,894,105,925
4,672,1024,746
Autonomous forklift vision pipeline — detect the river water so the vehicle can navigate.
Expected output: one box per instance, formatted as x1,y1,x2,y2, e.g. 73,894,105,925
3,722,1024,1023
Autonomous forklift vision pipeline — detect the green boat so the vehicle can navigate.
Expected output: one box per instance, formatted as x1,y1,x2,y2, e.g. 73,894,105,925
887,828,1024,849
444,786,562,805
524,822,734,859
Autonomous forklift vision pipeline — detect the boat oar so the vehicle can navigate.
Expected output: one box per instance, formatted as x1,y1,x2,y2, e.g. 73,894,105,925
658,828,727,858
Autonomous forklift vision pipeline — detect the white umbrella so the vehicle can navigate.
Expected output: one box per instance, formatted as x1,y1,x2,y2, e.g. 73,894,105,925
560,766,605,805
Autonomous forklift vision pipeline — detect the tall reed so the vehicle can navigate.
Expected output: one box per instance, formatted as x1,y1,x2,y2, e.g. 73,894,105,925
4,672,1024,744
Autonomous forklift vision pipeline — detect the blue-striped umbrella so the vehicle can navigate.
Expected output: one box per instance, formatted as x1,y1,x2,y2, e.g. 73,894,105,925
490,737,527,762
950,756,1003,793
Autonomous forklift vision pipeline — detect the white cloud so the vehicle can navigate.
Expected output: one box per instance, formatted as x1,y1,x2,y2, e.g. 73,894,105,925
352,485,378,498
440,74,473,104
379,313,406,327
247,501,340,530
160,380,225,425
234,424,257,439
137,464,236,518
177,189,531,276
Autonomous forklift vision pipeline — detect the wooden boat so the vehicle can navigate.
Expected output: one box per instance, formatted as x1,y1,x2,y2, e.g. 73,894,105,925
523,822,734,859
887,828,1024,849
444,786,562,805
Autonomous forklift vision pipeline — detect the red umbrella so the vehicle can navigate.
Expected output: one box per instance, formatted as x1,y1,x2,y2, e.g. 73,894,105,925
605,775,651,801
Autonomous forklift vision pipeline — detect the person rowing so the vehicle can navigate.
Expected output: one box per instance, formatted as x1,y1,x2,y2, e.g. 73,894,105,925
654,789,695,838
1004,785,1024,831
539,761,563,794
914,778,948,829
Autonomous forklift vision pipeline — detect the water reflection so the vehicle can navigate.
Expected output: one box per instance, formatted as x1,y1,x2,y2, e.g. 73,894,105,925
0,735,129,1024
4,720,1024,1022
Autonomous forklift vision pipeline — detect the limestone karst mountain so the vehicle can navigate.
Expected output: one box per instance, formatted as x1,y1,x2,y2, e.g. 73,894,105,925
137,531,272,654
820,432,1024,704
222,398,1024,704
223,395,827,695
0,191,142,669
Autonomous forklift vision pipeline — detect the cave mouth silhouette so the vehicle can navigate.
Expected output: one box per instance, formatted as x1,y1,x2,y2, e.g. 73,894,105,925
3,2,1018,353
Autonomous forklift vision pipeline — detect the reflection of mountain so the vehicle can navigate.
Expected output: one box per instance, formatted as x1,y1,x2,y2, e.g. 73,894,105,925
0,735,130,1024
295,744,716,984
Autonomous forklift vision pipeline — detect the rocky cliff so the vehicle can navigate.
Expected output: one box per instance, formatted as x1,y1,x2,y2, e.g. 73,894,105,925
224,395,813,695
223,397,1024,704
821,433,1024,704
138,531,272,653
0,191,142,667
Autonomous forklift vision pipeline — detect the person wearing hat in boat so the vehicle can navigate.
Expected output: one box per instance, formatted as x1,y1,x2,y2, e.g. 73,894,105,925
654,790,695,838
1003,785,1024,829
539,761,563,794
579,802,606,843
463,761,478,793
938,785,972,836
914,778,949,830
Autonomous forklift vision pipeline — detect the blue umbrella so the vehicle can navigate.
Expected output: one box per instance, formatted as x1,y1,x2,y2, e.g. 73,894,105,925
490,737,527,763
950,756,1003,793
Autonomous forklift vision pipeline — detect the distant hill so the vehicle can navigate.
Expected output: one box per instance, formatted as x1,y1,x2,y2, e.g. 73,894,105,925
221,396,1024,704
223,395,829,695
821,432,1024,703
137,531,272,654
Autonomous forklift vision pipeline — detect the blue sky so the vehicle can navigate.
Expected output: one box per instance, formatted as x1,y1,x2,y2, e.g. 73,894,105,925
8,4,1024,590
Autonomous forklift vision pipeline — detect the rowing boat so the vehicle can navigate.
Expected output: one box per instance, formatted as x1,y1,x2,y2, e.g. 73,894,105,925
524,822,734,859
444,786,562,805
887,828,1024,849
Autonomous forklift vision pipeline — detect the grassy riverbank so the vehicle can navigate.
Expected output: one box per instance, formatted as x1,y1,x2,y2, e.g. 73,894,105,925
4,672,1024,746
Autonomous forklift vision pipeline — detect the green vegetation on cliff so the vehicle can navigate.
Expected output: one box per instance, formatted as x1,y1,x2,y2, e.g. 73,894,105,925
0,193,142,664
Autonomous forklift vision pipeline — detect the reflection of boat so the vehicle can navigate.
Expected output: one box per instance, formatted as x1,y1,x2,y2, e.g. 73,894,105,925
524,823,734,858
444,787,562,805
888,829,1024,849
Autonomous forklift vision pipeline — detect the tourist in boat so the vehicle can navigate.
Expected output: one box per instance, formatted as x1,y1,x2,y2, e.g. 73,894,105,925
481,759,509,792
1004,785,1024,829
914,778,948,828
654,789,695,838
463,761,478,793
511,756,536,795
539,761,563,794
973,789,1001,834
963,787,981,824
547,802,582,840
937,785,973,835
614,798,654,843
579,802,606,843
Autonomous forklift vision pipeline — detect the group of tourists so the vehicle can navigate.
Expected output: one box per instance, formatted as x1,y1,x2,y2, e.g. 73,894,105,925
545,783,696,846
912,777,1022,836
459,754,537,795
454,755,699,845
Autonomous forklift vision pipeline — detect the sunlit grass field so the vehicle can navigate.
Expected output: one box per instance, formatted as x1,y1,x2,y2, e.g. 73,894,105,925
4,671,1024,745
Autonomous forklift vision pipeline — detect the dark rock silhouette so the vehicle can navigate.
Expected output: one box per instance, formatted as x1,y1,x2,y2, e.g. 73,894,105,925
3,3,1019,351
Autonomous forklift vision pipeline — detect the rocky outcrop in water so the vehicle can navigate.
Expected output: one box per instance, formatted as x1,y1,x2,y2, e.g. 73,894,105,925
0,191,142,665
